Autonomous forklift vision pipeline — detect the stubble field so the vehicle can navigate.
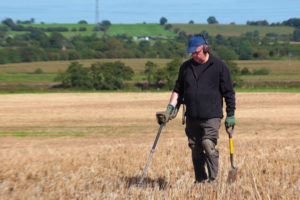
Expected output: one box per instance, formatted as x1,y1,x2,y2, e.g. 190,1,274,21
0,92,299,199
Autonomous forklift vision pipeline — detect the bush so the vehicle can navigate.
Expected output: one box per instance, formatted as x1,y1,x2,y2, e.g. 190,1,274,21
79,27,87,32
266,33,278,37
164,24,172,30
253,68,271,75
241,67,251,75
34,68,43,74
46,27,69,32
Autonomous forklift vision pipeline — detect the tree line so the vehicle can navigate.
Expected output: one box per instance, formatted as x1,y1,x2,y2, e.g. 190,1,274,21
55,61,134,90
0,18,300,64
247,18,300,28
57,58,271,90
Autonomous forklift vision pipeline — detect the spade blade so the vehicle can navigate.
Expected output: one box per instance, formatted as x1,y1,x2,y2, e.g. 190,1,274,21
227,167,238,183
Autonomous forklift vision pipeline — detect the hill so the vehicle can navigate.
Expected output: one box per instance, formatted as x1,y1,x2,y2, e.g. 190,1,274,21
19,23,176,37
7,23,295,38
171,24,295,37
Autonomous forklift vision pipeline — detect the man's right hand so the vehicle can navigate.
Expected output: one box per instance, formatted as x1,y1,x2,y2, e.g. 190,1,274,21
156,104,174,125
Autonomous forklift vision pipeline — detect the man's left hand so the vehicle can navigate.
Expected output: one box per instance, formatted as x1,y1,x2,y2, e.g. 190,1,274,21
225,115,235,127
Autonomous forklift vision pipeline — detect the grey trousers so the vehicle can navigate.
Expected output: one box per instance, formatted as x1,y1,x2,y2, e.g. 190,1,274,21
185,117,221,181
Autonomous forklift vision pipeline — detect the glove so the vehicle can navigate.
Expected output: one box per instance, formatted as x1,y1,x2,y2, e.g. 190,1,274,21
225,115,235,128
156,104,174,125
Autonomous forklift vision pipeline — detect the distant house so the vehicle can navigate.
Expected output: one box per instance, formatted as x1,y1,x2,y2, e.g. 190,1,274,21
133,36,169,41
61,45,67,51
133,36,150,41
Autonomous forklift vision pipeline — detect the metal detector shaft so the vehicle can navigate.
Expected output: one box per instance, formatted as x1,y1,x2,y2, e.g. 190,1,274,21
138,123,165,185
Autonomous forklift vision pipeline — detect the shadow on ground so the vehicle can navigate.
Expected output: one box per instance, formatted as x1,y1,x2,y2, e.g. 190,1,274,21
121,176,167,190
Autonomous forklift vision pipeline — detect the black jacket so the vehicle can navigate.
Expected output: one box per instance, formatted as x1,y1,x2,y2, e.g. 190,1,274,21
173,54,235,119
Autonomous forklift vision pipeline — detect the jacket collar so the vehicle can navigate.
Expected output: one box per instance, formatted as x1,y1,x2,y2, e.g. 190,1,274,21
190,53,214,66
189,53,214,80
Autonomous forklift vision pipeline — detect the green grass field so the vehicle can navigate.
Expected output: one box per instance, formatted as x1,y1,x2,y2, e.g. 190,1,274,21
172,24,295,37
19,23,176,37
0,72,56,82
10,23,296,38
108,24,176,37
21,23,102,37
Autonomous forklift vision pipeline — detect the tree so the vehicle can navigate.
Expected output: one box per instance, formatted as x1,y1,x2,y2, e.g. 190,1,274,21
252,49,268,59
153,68,168,88
55,62,93,89
27,29,49,47
2,18,15,27
215,45,238,60
90,61,134,90
200,30,209,39
78,20,88,24
282,18,300,28
138,40,150,53
189,20,194,24
160,17,168,25
246,20,269,26
293,28,300,41
19,47,46,62
30,18,35,24
238,41,252,60
165,57,182,89
94,20,111,33
144,61,158,85
149,58,182,89
215,34,228,46
49,32,65,48
207,16,218,24
101,20,111,29
224,60,242,87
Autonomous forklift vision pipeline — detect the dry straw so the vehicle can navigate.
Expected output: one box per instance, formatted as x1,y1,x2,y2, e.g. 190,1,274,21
0,92,299,199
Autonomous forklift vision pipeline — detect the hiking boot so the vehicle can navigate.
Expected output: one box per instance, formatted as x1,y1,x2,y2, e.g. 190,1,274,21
194,179,206,185
208,179,218,185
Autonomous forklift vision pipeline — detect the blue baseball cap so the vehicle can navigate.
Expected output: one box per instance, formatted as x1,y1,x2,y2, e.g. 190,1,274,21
186,36,206,53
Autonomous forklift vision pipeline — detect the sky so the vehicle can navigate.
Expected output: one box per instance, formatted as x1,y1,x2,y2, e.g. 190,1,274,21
0,0,299,24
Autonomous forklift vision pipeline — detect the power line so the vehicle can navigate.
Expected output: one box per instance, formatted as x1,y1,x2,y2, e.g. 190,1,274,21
95,0,99,24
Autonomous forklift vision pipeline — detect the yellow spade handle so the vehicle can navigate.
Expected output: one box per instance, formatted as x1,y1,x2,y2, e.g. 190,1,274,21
226,126,236,169
229,137,233,154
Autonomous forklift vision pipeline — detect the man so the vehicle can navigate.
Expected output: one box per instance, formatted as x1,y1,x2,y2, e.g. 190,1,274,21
156,34,236,184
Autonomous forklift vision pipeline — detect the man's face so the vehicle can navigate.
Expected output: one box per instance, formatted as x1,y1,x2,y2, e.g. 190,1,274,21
191,45,207,64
